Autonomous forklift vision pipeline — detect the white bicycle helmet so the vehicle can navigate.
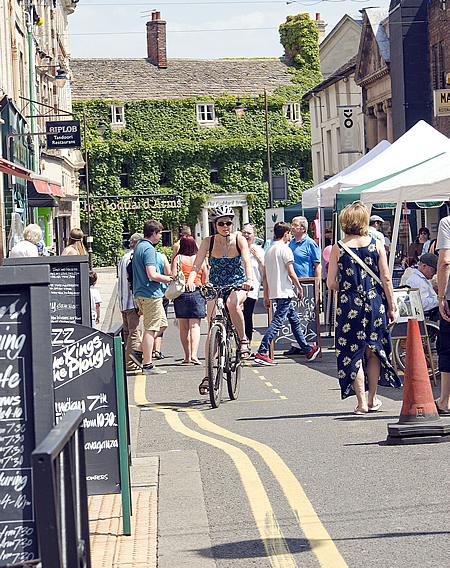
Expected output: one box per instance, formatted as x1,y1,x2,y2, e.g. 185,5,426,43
210,205,235,222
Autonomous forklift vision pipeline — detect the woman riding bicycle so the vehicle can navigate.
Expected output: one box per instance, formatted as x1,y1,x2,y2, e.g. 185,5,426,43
186,206,253,395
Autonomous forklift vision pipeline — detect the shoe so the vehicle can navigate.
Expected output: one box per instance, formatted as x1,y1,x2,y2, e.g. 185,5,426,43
368,399,383,412
434,400,450,415
191,359,202,365
283,346,303,356
306,345,320,361
239,338,251,360
143,364,167,375
153,351,164,360
199,378,209,395
354,407,368,415
254,353,277,366
248,352,255,359
129,351,143,368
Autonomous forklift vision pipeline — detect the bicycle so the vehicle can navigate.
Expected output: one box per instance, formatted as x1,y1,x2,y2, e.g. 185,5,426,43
199,283,246,408
392,318,440,381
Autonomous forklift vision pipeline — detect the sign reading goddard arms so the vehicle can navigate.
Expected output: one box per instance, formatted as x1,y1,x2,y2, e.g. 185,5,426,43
79,196,182,212
46,120,81,149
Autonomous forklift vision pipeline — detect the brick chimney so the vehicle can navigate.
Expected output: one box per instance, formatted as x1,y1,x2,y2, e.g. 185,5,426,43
316,13,326,45
146,12,167,68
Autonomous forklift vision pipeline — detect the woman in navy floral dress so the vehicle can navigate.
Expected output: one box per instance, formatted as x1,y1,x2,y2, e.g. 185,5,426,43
327,201,401,414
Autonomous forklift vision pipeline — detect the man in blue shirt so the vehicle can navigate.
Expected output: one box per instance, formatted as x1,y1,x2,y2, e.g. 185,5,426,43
130,220,173,375
289,216,321,279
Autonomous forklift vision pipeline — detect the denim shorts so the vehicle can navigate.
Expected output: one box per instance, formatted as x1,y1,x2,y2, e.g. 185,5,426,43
174,290,206,319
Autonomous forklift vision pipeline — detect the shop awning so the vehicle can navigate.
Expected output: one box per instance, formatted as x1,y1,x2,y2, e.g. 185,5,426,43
27,180,58,207
0,157,33,180
28,175,65,199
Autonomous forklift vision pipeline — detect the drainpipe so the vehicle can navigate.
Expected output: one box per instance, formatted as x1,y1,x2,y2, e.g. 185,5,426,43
9,0,20,102
25,8,36,171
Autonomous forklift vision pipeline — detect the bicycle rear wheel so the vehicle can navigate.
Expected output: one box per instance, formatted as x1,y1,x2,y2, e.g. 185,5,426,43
208,324,224,408
226,329,241,400
393,320,440,379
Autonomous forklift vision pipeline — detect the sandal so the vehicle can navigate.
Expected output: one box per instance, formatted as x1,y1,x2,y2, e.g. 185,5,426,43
239,338,251,360
199,378,209,395
153,351,164,360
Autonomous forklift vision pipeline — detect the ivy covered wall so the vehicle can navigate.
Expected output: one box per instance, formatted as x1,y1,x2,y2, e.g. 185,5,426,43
72,14,322,267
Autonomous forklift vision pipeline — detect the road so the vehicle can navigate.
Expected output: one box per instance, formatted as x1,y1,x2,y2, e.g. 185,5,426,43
126,301,450,568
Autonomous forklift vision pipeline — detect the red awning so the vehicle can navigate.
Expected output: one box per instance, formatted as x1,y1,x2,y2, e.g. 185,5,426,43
32,180,52,195
50,183,65,198
0,158,33,180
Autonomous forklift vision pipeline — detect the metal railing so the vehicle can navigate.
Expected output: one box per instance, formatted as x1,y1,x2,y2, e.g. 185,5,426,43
31,410,91,568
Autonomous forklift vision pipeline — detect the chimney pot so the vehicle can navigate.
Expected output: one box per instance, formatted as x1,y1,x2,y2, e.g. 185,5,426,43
316,13,320,20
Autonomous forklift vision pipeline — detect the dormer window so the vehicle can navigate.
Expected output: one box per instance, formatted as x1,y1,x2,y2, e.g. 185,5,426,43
111,104,126,130
196,103,217,127
283,102,302,124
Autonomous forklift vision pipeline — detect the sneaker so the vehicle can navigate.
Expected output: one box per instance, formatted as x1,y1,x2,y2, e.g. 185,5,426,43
143,363,167,375
306,345,320,361
129,351,143,368
254,353,277,366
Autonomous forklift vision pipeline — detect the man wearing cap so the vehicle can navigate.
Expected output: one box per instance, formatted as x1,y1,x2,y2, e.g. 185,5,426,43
405,253,439,316
368,215,387,245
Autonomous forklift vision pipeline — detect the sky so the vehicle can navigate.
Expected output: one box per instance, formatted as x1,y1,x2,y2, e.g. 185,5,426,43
68,0,390,60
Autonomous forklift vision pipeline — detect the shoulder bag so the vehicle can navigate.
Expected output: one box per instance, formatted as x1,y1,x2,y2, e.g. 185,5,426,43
165,256,185,300
338,240,382,286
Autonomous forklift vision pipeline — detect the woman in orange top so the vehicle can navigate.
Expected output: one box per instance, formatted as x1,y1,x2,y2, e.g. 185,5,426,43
171,235,207,364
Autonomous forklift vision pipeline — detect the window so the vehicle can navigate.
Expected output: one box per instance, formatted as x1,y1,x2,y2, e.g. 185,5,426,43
283,102,302,123
111,104,126,130
439,41,445,88
432,44,439,90
120,164,129,188
210,161,219,184
196,103,217,127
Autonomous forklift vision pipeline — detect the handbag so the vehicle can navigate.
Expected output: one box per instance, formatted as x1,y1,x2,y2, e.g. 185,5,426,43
165,257,185,300
338,240,383,286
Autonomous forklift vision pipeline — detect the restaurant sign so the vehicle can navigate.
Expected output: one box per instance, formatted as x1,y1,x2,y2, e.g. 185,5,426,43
46,120,81,149
434,90,450,117
79,196,182,212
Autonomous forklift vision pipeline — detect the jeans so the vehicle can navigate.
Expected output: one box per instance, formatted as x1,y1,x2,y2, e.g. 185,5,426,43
258,298,311,355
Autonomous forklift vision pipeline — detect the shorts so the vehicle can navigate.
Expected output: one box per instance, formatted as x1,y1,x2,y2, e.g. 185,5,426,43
438,315,450,372
136,296,168,331
174,290,206,319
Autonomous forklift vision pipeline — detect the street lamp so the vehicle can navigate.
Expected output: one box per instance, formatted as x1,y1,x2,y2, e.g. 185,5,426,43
232,93,273,207
36,65,68,89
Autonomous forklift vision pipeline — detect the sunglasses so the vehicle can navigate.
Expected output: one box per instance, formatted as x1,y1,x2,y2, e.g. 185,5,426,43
244,223,255,227
217,221,233,227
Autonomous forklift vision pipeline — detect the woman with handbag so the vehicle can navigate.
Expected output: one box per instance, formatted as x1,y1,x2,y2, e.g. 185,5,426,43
171,235,207,364
327,201,401,415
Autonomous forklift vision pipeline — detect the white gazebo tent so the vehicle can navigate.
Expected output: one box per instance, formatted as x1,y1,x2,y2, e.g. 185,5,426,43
360,150,450,272
301,140,391,210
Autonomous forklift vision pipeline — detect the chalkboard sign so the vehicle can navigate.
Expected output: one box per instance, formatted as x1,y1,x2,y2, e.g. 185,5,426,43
0,266,53,568
51,323,121,495
272,277,321,351
4,256,90,326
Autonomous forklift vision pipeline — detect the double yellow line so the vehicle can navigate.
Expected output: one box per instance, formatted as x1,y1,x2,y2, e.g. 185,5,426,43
134,376,347,568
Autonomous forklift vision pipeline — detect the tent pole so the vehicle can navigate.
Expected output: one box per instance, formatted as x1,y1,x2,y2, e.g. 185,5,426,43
389,202,402,275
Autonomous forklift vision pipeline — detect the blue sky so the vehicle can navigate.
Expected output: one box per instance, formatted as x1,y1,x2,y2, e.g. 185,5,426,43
68,0,390,60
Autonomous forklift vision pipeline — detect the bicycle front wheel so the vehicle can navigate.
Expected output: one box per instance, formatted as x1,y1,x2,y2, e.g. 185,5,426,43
208,324,225,408
393,320,440,380
226,329,241,400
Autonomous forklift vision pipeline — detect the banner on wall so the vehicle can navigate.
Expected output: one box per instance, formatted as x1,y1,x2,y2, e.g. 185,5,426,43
338,106,360,153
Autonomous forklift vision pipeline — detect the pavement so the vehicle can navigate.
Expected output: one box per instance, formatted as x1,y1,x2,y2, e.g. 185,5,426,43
88,266,335,568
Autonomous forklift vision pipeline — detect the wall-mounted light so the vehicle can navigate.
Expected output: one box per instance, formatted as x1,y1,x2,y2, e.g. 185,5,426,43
36,65,68,88
233,100,247,117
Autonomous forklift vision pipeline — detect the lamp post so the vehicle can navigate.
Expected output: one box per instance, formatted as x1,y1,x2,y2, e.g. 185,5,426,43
233,93,273,207
82,108,108,269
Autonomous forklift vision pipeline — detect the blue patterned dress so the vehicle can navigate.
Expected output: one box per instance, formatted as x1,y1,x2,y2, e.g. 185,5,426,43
335,238,401,399
209,255,246,287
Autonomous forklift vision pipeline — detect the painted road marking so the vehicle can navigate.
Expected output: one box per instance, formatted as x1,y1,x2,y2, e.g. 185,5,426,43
134,376,297,568
265,382,273,386
187,410,348,568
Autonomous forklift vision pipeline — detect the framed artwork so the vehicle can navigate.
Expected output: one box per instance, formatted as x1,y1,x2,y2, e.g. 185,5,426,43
391,288,426,338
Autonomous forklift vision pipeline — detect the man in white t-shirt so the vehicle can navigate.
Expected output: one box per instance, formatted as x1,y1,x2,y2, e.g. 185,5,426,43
254,221,320,366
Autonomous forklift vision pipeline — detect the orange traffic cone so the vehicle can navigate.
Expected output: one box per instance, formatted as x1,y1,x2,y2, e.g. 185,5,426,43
387,318,450,444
